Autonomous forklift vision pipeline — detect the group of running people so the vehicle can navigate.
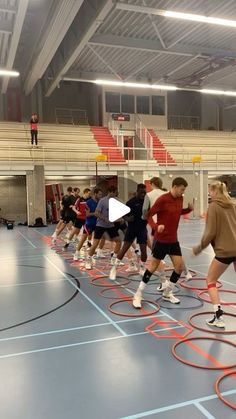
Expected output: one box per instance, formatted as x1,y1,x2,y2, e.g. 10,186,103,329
51,176,236,329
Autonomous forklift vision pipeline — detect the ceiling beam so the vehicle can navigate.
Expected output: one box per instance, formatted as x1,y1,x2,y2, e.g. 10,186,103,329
24,0,84,95
89,34,236,59
2,0,29,94
45,0,114,97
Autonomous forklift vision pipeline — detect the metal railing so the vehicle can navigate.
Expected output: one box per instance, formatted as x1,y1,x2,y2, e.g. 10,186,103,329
0,144,235,170
135,114,154,159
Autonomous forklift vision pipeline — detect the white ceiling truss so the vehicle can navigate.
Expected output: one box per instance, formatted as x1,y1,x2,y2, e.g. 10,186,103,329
1,0,236,97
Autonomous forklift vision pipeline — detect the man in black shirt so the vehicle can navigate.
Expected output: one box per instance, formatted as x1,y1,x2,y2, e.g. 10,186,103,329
109,184,147,280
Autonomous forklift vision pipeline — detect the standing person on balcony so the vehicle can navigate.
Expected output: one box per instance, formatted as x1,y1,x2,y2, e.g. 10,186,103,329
192,181,236,328
30,113,39,147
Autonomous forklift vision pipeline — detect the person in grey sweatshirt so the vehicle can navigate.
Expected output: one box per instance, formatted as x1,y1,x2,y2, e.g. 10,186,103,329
192,180,236,328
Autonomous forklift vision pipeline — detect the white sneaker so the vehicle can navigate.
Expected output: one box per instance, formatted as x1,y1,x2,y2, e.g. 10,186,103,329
109,265,117,280
133,291,142,309
162,291,180,304
85,258,92,270
110,257,124,265
73,251,83,261
125,262,138,272
96,249,106,258
184,270,192,281
206,316,225,328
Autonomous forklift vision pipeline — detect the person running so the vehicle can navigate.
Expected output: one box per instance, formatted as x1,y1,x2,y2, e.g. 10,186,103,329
109,184,148,280
51,187,79,244
85,185,121,269
73,188,103,260
192,181,236,328
63,188,91,249
133,177,193,308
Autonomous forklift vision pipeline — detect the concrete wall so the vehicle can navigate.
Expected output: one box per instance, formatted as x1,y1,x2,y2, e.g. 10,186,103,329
0,176,27,223
201,95,219,130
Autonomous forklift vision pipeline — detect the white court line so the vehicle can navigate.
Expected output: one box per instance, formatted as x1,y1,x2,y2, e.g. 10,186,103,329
0,254,43,261
194,402,216,419
44,256,127,337
0,325,186,359
0,314,167,343
0,278,66,288
17,231,37,248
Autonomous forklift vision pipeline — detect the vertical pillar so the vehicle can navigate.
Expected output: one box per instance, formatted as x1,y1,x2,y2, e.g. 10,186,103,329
26,165,46,225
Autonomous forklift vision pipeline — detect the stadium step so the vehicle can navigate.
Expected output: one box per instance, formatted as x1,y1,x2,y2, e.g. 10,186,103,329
90,126,126,163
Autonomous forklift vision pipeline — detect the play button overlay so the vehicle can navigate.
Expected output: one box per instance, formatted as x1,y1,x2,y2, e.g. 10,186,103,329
109,198,130,222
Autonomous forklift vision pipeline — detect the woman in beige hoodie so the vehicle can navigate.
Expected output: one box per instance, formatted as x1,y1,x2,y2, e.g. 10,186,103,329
192,181,236,328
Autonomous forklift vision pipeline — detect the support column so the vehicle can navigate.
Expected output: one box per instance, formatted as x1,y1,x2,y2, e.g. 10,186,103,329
26,165,46,225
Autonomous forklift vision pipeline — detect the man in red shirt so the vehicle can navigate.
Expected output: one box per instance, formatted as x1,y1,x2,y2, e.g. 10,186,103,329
133,177,193,308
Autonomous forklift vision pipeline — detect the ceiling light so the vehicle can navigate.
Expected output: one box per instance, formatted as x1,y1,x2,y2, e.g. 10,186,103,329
94,79,177,90
162,10,236,28
200,89,236,97
0,69,19,77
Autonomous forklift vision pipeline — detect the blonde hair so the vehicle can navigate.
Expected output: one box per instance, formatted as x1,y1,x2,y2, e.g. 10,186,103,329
209,181,234,205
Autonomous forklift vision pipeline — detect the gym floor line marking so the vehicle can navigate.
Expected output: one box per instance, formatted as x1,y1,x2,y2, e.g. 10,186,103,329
0,314,167,343
44,256,127,337
194,402,216,419
194,268,236,289
0,278,67,288
17,231,37,248
0,325,188,359
120,389,236,418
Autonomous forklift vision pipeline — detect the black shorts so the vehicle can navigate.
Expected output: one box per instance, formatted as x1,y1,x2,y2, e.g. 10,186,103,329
94,226,119,240
60,210,65,220
74,218,85,229
124,226,147,245
152,240,182,260
83,224,96,236
62,215,76,224
114,221,127,234
215,256,236,265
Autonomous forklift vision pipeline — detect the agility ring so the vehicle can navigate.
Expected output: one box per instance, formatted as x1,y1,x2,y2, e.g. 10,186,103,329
90,275,130,288
215,370,236,410
172,336,236,370
198,289,236,305
108,298,160,317
180,277,222,291
189,311,236,334
99,286,133,300
157,294,203,310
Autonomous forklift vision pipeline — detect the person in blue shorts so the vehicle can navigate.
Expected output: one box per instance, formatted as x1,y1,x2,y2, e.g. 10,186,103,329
73,188,103,260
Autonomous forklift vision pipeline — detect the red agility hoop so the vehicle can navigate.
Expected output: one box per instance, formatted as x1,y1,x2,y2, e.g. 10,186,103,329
90,275,130,288
108,298,160,317
172,336,236,370
215,370,236,410
164,268,197,278
198,289,236,305
99,286,133,300
189,311,236,334
180,277,222,291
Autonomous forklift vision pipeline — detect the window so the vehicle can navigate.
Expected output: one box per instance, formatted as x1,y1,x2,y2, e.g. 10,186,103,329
137,96,150,114
121,94,134,113
105,92,120,112
152,96,165,115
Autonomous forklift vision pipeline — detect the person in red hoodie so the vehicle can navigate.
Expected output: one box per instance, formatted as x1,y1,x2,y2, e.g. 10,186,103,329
30,113,39,146
133,177,193,308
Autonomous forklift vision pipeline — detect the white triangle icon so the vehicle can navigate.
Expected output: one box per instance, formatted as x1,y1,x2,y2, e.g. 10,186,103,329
108,198,130,222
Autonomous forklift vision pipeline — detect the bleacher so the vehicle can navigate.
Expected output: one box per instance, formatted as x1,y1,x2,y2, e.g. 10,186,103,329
0,122,101,164
154,129,236,167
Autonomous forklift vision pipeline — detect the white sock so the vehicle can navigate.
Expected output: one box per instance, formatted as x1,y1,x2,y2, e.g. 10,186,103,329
139,281,146,291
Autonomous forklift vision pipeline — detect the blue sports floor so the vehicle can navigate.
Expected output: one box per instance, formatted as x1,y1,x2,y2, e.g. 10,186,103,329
0,220,235,419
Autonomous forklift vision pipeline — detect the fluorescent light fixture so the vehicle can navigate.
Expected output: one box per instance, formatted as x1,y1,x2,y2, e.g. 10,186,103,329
94,79,177,90
162,10,236,28
0,69,19,77
200,89,236,97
